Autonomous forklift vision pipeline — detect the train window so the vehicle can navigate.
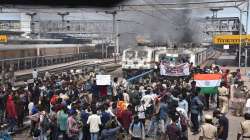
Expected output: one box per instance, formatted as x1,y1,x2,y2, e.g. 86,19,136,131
167,56,177,63
138,51,148,59
125,51,136,59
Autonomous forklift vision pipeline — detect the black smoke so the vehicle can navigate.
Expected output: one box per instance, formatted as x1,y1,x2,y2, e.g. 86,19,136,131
117,0,205,50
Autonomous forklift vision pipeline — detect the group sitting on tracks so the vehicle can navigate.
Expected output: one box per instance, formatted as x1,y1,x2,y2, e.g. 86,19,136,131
0,64,249,140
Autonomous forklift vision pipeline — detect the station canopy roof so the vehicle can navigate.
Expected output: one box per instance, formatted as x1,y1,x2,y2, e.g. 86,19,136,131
1,0,126,7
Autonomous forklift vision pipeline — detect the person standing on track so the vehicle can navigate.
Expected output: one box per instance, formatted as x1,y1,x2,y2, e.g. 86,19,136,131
129,116,145,140
32,68,38,81
67,109,80,140
213,110,229,140
166,112,182,140
199,114,217,140
6,91,17,133
190,90,204,135
237,113,250,140
218,82,229,114
112,77,119,101
87,108,102,140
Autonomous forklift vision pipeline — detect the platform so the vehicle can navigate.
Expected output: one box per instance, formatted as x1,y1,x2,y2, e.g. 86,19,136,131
1,58,116,83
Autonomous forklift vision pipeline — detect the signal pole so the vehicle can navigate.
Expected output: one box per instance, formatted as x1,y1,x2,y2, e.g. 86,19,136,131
57,12,69,31
105,11,118,62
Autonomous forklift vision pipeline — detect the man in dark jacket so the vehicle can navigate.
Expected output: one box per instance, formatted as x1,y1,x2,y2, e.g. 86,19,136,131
213,110,229,140
166,112,182,140
91,80,99,103
81,106,90,140
100,117,121,140
0,88,7,123
190,91,204,134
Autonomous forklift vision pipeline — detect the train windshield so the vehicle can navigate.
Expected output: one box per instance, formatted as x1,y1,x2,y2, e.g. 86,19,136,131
161,56,177,63
137,51,148,59
161,55,189,64
125,51,136,59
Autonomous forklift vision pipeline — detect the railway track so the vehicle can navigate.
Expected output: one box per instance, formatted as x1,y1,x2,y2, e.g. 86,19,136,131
15,59,120,83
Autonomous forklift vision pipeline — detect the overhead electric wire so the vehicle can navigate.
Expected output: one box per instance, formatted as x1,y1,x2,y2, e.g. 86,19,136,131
127,6,174,23
142,0,190,27
141,0,180,26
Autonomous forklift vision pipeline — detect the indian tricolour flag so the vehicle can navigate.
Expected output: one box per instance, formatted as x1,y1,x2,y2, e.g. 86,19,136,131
194,74,222,94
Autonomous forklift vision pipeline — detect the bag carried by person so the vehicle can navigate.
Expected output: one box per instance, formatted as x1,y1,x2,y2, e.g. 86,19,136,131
33,128,41,137
28,112,40,122
41,115,51,132
145,105,154,118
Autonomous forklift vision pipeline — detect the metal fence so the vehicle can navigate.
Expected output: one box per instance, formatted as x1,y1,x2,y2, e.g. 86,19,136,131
0,52,88,72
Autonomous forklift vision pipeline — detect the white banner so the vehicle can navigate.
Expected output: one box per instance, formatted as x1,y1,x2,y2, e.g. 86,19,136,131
160,62,190,76
96,75,111,85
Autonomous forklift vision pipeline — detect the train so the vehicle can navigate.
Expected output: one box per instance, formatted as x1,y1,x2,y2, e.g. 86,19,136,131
155,47,215,66
0,43,115,59
122,45,215,78
0,42,115,72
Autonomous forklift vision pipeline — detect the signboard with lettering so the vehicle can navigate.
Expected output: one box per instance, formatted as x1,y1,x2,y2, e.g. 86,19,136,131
213,35,250,45
0,35,7,42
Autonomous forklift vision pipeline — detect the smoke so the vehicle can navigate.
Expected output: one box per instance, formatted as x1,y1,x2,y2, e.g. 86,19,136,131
117,0,207,49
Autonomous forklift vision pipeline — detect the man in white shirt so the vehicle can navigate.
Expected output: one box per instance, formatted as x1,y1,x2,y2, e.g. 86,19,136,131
32,69,38,80
141,91,154,108
112,78,119,98
123,90,130,104
178,95,189,114
87,109,102,140
135,101,146,125
28,101,34,115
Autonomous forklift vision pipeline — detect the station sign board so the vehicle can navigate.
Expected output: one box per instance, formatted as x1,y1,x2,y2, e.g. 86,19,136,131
213,35,250,45
0,35,7,43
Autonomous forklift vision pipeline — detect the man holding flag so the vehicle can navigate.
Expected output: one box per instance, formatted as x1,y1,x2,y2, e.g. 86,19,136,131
193,73,223,110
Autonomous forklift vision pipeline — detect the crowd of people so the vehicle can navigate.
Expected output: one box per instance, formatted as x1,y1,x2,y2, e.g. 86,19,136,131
0,64,249,140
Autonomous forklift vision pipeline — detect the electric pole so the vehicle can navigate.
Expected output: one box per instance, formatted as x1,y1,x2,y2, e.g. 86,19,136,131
105,11,118,61
26,12,37,38
57,12,69,31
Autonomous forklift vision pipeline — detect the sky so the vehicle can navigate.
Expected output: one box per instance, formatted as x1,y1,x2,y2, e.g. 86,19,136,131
0,0,249,33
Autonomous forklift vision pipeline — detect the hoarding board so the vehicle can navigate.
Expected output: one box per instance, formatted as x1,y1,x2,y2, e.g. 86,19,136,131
213,35,250,45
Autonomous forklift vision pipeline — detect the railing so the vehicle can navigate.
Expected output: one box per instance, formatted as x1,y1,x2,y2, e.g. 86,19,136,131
0,52,88,72
39,20,113,33
127,69,154,83
206,24,240,32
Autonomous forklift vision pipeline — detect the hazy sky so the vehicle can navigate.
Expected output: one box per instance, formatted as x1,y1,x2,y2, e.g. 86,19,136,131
0,0,249,33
